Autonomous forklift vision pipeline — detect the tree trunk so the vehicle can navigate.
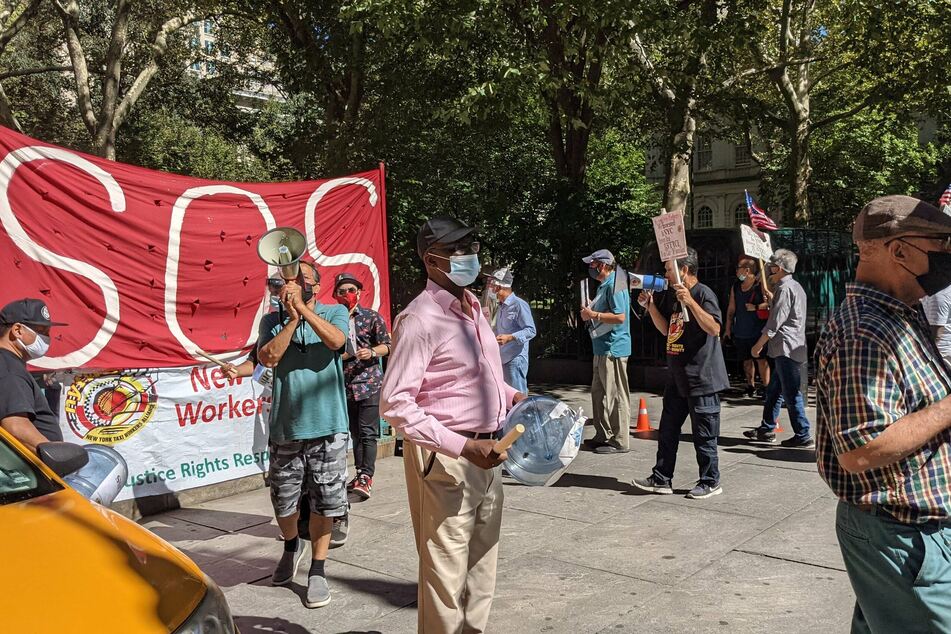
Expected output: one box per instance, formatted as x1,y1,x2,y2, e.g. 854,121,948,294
788,112,810,224
663,99,697,215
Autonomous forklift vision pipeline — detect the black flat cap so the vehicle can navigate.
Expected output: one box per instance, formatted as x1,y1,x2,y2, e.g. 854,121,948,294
417,217,477,257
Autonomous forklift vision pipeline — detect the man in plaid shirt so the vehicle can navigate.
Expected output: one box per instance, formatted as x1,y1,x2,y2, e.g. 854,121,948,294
816,195,951,632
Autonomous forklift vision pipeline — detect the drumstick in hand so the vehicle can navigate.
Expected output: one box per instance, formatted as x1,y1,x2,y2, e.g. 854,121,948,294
494,424,525,454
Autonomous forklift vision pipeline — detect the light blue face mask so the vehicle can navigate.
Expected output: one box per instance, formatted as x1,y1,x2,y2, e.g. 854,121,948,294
433,253,481,287
269,296,282,311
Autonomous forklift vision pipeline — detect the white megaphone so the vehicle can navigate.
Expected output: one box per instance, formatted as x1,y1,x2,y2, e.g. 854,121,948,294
258,226,308,280
629,273,669,292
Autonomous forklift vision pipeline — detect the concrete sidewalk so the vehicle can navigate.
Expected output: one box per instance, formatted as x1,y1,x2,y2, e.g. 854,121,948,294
141,385,854,634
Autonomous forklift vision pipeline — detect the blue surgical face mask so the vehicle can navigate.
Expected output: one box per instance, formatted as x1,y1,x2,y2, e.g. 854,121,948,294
433,253,481,287
269,296,282,311
737,274,748,282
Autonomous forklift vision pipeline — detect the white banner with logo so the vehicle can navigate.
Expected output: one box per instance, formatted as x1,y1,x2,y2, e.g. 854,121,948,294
56,362,271,501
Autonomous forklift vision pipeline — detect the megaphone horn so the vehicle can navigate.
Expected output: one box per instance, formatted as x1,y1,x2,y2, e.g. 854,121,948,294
257,227,308,280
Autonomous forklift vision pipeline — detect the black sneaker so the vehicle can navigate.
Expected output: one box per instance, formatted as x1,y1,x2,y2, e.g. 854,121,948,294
594,440,630,454
780,436,815,448
745,385,755,398
742,428,777,443
582,439,607,451
630,475,673,495
686,482,722,499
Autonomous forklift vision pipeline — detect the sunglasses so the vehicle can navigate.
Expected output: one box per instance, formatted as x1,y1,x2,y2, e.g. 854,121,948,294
335,286,359,296
267,278,285,292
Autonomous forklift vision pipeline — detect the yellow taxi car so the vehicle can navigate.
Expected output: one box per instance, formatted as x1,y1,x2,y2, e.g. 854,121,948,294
0,428,237,633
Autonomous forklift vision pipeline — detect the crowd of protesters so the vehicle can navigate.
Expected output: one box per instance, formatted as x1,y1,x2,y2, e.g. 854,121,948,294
2,191,950,633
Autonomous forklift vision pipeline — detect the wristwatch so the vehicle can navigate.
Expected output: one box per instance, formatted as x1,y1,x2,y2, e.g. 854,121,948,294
370,349,378,358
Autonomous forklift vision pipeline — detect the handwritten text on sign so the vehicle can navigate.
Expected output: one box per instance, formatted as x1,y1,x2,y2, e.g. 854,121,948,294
740,224,774,261
652,211,689,262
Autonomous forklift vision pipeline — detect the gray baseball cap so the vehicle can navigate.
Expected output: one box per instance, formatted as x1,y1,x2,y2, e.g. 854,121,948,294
582,249,615,265
853,195,951,242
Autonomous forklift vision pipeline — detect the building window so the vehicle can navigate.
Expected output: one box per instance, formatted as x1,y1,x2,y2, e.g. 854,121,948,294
697,206,714,229
695,135,713,171
190,61,202,72
203,20,213,34
735,203,747,226
206,61,217,75
734,144,751,167
204,40,214,54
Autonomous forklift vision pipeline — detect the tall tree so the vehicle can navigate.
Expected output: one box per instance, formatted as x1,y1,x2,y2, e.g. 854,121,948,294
733,0,950,222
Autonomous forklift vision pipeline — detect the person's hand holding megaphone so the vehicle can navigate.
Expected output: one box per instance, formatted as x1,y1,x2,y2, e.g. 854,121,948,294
280,281,303,321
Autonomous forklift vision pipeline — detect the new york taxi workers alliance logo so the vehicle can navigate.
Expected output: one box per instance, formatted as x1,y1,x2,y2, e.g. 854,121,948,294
64,372,158,445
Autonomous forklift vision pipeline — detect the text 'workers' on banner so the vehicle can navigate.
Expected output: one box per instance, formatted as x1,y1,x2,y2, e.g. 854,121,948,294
57,362,271,501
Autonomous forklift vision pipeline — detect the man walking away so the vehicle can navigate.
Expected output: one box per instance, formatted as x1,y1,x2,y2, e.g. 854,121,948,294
743,249,812,447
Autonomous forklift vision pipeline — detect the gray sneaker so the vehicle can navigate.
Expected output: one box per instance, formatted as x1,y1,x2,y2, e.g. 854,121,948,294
630,475,673,495
305,574,331,608
271,540,306,586
329,514,349,549
686,482,723,499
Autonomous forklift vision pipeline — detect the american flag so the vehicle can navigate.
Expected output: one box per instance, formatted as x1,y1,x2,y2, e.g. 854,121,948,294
745,190,778,231
939,183,951,211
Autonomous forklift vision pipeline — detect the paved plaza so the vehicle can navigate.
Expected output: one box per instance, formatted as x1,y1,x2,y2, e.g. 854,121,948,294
140,385,854,634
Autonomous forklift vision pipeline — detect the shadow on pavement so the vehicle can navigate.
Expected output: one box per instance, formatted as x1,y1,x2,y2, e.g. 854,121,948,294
722,446,817,463
233,615,311,634
323,574,417,608
548,473,629,492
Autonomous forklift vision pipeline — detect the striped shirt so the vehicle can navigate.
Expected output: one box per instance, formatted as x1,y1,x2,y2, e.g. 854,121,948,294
380,279,519,458
815,283,951,524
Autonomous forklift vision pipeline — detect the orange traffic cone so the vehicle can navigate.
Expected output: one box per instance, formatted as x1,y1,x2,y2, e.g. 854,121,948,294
633,398,655,435
774,417,785,433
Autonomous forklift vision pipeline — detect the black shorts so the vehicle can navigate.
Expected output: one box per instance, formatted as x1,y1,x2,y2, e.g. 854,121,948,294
734,337,764,361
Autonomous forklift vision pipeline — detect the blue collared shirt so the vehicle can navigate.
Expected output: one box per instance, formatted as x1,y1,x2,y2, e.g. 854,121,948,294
494,292,536,365
590,272,632,358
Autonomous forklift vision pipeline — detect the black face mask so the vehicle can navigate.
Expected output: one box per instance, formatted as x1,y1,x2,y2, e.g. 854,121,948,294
915,250,951,297
898,241,951,297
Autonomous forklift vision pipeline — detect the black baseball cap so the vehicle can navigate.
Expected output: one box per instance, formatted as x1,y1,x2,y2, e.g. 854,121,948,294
0,298,68,328
334,272,363,291
417,217,477,257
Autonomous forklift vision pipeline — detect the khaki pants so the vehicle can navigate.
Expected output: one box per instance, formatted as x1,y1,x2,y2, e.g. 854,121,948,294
404,441,503,634
590,355,631,450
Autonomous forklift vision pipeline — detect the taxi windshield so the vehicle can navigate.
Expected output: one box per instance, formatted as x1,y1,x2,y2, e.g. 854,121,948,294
0,437,59,505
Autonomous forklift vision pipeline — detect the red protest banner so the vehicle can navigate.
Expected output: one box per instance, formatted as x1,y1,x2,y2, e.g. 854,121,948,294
0,126,389,370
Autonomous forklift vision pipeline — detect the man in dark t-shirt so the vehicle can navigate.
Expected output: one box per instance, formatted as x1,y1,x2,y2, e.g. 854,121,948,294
631,247,730,499
0,298,68,452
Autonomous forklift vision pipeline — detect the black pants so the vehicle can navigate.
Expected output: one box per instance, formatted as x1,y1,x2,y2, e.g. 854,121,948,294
348,392,380,477
652,382,721,487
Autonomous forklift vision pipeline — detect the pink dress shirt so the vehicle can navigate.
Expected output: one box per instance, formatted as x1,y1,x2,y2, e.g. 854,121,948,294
381,279,519,458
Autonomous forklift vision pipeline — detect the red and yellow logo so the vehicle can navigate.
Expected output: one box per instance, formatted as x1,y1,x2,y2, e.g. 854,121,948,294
64,373,157,445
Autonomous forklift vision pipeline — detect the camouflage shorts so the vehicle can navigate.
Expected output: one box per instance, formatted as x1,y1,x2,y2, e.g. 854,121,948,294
269,433,349,518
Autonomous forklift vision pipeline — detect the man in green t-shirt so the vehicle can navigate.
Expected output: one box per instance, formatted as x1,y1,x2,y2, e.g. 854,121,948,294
257,260,349,609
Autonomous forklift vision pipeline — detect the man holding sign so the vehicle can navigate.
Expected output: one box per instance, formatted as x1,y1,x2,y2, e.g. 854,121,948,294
633,237,729,498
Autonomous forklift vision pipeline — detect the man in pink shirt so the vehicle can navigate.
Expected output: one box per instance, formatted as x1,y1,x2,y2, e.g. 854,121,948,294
381,217,526,634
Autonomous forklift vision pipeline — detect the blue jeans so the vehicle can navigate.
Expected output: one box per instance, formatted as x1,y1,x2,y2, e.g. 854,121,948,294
652,383,720,487
760,356,810,439
503,356,528,393
836,501,951,633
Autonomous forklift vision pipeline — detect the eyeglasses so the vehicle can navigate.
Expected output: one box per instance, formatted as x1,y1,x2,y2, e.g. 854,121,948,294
266,278,285,292
900,234,951,252
335,287,359,296
432,241,480,256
